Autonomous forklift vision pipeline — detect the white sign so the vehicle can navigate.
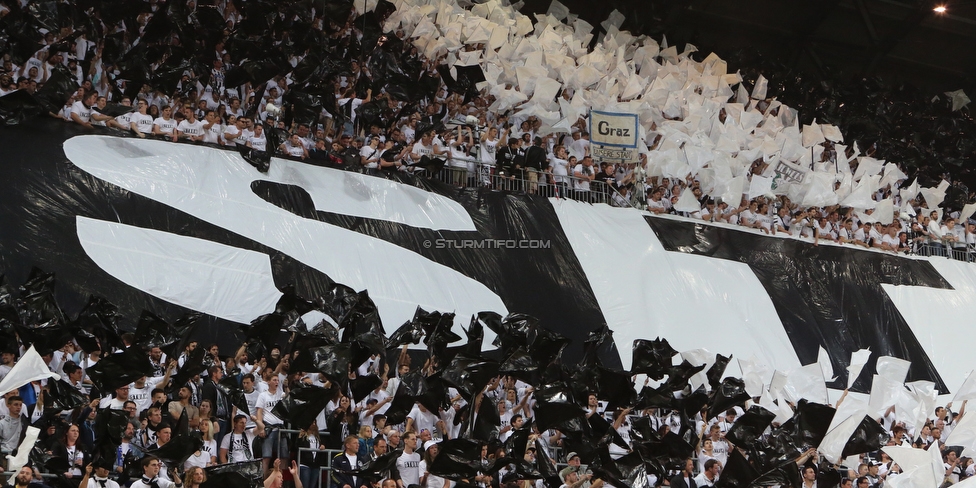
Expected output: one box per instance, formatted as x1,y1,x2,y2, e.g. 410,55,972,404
589,110,638,148
592,145,636,161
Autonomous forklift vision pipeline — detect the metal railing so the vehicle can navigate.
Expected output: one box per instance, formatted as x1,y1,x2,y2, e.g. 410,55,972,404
373,155,641,209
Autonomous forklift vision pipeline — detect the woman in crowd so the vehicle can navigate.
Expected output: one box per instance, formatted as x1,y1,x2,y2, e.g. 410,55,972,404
51,423,88,479
420,441,449,488
296,418,325,488
184,418,218,469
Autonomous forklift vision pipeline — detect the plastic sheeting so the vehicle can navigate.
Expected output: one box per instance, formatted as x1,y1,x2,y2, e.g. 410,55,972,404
646,215,952,393
552,199,801,376
76,216,280,323
0,121,614,363
4,124,976,393
63,134,505,342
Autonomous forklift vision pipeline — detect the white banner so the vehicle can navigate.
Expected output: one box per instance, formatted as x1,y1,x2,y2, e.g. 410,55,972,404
591,145,636,161
589,110,638,148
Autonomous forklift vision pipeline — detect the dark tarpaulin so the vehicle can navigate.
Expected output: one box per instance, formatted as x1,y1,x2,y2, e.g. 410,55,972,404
841,415,890,457
706,377,750,420
86,346,155,391
440,353,499,401
45,379,91,411
595,366,638,411
464,392,500,442
350,374,382,403
786,400,835,450
386,316,425,349
19,267,66,326
33,66,79,114
272,384,334,429
532,382,585,433
69,295,124,353
217,371,250,416
726,405,776,449
498,346,543,386
0,90,46,126
664,361,706,393
630,338,677,380
167,347,214,394
714,448,760,488
203,461,264,488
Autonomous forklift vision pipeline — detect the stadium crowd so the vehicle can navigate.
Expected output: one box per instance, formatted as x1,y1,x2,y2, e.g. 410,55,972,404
3,0,976,484
0,325,974,488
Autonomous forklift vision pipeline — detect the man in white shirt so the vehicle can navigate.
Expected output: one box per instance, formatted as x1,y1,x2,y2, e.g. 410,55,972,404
129,99,155,138
220,414,257,463
694,459,721,487
176,106,205,142
71,89,98,129
223,116,244,146
256,375,284,473
152,106,177,139
396,432,421,488
550,146,571,197
128,455,181,488
201,110,222,144
647,187,668,214
247,124,268,152
573,156,595,199
568,130,590,160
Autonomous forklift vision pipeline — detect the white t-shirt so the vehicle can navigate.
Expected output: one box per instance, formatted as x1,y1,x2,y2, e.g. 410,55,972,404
285,141,305,157
551,157,569,183
709,439,730,467
573,164,592,191
420,459,449,488
256,389,284,426
882,233,899,249
249,133,267,152
86,478,121,488
114,111,132,129
243,389,261,429
338,97,363,123
360,145,381,168
153,117,177,135
222,125,242,145
693,472,716,487
407,406,440,437
569,138,590,159
129,378,161,416
220,431,257,462
448,143,467,168
131,112,154,134
411,141,434,162
480,138,499,164
396,451,421,486
184,439,217,469
203,122,222,144
70,101,92,123
177,119,205,138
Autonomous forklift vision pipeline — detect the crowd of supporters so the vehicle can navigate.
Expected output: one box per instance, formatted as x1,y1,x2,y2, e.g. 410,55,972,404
3,0,976,484
1,334,974,488
647,182,976,259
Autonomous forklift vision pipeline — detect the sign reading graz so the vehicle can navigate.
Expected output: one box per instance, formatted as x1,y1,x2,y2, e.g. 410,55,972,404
589,110,639,148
